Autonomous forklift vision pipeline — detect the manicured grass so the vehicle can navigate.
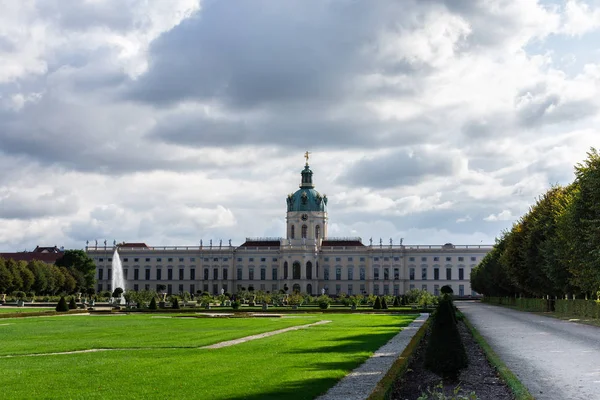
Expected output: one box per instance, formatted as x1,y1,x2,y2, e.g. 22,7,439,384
462,315,534,400
0,307,54,313
0,313,417,399
0,314,319,356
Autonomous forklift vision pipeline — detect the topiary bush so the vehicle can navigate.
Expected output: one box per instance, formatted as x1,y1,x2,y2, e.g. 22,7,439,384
68,297,77,310
317,295,331,310
149,297,157,310
56,296,69,312
373,296,382,310
381,296,388,310
171,297,180,309
424,297,468,379
441,285,454,295
393,296,400,307
232,300,241,310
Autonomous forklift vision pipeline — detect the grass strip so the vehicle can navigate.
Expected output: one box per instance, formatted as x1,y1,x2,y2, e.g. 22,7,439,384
462,315,534,400
367,317,430,400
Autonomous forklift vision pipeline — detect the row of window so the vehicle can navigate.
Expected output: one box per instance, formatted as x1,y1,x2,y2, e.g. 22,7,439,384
97,257,231,263
98,266,469,282
409,267,466,280
290,224,321,239
99,268,226,281
408,256,477,262
96,255,479,264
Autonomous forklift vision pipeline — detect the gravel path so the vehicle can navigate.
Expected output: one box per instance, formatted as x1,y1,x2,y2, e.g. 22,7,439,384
457,301,600,400
201,320,331,349
316,313,429,400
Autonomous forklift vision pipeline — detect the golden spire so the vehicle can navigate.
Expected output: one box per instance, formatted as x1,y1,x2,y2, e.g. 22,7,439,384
304,151,311,165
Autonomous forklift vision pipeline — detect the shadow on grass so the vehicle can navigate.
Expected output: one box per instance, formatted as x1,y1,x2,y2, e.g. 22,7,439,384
287,332,399,355
225,376,340,400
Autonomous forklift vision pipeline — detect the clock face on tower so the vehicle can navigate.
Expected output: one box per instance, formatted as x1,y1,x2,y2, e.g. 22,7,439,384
301,213,308,221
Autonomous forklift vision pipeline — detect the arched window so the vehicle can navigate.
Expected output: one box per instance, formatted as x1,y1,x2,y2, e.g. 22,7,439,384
293,261,301,280
291,225,295,239
284,261,289,279
306,261,312,279
315,225,320,239
301,224,308,238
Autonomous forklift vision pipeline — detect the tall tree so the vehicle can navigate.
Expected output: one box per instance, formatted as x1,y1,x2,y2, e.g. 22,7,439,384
54,250,96,290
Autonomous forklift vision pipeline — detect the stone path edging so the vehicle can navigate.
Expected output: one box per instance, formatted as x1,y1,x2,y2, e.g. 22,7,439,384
201,320,331,349
316,313,429,400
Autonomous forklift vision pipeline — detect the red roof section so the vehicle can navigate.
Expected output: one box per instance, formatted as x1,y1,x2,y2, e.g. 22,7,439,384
0,252,64,264
239,240,281,248
321,240,364,247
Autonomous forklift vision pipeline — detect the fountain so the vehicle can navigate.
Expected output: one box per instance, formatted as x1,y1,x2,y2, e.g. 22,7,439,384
111,248,126,305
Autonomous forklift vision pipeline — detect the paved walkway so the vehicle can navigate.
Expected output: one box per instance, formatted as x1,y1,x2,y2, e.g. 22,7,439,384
317,313,429,400
457,301,600,400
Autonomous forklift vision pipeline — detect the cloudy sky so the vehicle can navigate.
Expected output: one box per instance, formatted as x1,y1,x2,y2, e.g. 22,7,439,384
1,0,599,251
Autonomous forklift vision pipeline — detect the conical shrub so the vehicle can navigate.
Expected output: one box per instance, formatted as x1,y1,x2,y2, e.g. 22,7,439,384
393,296,400,307
56,296,69,312
381,296,388,309
373,296,382,310
424,297,468,379
172,297,180,309
68,297,77,310
149,297,157,310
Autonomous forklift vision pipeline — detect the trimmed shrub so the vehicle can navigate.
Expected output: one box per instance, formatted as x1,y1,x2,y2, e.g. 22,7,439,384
373,296,382,310
148,297,157,310
172,298,180,309
68,297,77,310
393,296,400,307
56,296,69,312
440,285,454,295
381,296,388,310
425,297,468,379
232,300,241,310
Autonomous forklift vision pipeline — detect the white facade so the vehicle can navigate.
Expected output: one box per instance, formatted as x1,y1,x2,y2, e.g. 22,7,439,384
87,160,491,297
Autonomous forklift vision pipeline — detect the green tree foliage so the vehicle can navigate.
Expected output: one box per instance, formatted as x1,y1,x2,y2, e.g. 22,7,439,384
54,250,96,291
471,148,600,299
0,257,84,296
0,259,14,294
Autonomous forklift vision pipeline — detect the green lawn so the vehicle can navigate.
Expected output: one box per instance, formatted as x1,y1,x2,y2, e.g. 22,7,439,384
0,307,54,313
0,313,416,399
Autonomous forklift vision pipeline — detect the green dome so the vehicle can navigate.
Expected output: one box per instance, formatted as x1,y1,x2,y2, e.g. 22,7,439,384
287,188,327,212
286,164,328,212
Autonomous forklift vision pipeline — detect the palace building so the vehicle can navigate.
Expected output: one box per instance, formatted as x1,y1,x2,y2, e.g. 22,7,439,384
87,155,491,297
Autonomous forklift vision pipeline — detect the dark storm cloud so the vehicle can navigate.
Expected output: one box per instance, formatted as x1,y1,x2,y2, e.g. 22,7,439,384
126,0,433,108
338,149,462,188
0,95,212,175
147,104,436,149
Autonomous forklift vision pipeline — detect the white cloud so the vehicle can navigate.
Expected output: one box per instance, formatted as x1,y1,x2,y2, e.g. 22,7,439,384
484,210,515,222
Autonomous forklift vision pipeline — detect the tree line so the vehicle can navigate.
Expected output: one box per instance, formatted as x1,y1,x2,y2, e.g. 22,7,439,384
0,250,96,296
471,148,600,299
